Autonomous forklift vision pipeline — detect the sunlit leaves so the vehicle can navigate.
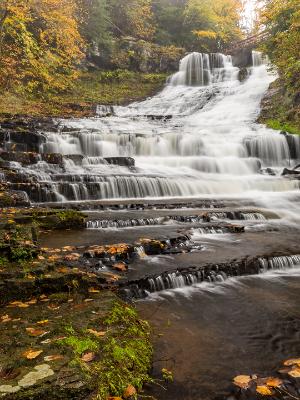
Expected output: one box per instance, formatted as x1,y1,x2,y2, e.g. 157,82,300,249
0,0,84,93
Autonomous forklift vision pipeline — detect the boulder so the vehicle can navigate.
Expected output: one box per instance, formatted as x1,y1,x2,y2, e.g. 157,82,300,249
104,157,135,168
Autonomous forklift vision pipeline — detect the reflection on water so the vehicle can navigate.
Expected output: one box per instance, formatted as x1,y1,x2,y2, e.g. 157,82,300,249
138,268,300,400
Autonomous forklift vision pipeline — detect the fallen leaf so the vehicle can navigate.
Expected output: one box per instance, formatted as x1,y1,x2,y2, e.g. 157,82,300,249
57,267,69,273
88,288,100,293
44,355,64,362
26,327,48,337
284,358,300,367
266,377,283,387
47,304,60,311
1,315,12,323
8,301,29,309
112,263,127,272
288,367,300,378
81,352,95,362
256,385,273,396
27,299,37,305
37,320,49,325
123,385,137,399
233,375,252,389
23,350,43,360
87,329,106,338
64,253,80,262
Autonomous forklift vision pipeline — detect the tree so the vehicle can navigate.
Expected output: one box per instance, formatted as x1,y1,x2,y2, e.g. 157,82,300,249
78,0,112,55
260,0,300,91
184,0,244,51
108,0,156,41
0,0,84,93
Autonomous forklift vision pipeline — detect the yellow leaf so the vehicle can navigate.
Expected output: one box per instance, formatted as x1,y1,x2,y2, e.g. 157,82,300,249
37,320,49,325
288,368,300,378
23,350,43,360
256,385,273,396
88,288,100,293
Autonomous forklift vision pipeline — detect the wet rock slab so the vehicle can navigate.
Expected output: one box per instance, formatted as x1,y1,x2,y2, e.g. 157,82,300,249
0,291,116,400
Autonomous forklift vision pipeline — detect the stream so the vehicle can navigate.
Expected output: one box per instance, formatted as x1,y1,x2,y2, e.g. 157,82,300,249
5,51,300,397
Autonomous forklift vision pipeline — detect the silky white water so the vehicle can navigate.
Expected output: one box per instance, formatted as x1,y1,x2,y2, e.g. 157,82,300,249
16,51,300,206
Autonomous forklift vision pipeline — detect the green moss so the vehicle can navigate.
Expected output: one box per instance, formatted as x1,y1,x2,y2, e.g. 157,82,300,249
59,301,153,400
266,119,300,135
0,70,167,118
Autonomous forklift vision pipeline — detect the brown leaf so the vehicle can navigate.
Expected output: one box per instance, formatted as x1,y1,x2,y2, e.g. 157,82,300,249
233,375,252,389
123,385,137,399
64,253,80,262
256,385,273,396
23,349,43,360
26,327,48,337
87,329,106,338
112,262,128,272
81,352,95,363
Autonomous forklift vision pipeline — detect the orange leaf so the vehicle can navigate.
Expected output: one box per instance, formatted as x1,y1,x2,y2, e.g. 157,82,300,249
233,375,252,389
23,350,43,360
256,385,273,396
123,385,137,399
266,377,283,387
284,358,300,366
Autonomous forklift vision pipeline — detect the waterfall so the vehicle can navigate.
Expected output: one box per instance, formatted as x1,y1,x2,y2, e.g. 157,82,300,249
122,255,300,298
4,49,300,205
170,52,236,86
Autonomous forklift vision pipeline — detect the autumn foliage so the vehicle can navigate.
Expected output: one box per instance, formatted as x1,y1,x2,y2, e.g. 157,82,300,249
0,0,84,93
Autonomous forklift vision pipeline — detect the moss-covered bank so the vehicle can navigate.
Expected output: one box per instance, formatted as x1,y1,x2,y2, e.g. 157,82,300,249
258,79,300,135
0,70,167,119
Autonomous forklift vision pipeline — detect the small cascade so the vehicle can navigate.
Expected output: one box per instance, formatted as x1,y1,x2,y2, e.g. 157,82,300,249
86,217,165,229
193,227,226,234
258,255,300,270
170,52,236,86
122,254,300,298
252,51,267,67
244,134,292,166
240,212,267,221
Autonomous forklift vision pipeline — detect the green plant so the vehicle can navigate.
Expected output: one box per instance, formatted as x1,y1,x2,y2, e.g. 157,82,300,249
58,302,153,400
266,119,300,136
60,329,99,356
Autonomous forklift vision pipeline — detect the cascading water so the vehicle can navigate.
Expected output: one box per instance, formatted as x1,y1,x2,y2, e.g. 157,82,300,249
4,50,300,206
